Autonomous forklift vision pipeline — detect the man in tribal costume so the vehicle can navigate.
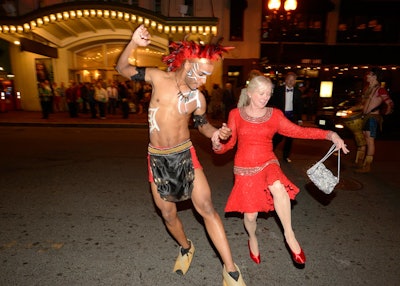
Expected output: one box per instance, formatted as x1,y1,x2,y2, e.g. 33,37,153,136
116,24,246,286
350,68,394,173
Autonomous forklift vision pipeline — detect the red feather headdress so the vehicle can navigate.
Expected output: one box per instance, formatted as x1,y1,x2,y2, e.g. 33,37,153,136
162,40,232,72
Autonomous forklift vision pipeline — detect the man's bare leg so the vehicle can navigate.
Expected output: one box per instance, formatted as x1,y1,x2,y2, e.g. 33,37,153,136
190,169,236,272
150,183,190,249
151,183,195,275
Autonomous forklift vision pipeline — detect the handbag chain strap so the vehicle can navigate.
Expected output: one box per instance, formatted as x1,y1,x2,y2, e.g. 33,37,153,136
316,144,341,180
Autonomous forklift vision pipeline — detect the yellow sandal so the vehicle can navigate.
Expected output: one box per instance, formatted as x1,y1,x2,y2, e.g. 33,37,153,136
173,239,195,275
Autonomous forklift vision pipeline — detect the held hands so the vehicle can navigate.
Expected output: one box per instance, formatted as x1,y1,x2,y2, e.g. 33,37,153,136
211,123,232,151
211,130,221,151
219,123,232,140
331,132,350,154
132,24,151,46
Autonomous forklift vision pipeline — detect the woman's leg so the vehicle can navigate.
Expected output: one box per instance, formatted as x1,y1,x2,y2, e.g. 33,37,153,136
268,180,300,254
244,212,259,255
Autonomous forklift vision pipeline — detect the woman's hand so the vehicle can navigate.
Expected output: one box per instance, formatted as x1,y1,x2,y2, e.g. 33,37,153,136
218,123,232,140
331,132,350,154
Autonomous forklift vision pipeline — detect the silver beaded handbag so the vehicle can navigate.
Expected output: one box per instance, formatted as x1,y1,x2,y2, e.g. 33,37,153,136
306,144,340,194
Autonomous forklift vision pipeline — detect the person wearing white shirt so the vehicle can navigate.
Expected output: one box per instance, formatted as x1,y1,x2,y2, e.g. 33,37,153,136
107,82,119,115
269,72,303,163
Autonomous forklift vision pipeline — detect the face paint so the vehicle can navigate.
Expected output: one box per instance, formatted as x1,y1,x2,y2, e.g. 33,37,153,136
187,62,211,81
184,60,214,91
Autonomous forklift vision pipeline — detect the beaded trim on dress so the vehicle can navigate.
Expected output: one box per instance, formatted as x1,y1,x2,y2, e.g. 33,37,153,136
239,107,273,123
234,159,280,176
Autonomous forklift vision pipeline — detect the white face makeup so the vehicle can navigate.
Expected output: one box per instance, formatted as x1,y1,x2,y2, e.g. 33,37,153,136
187,62,211,81
185,60,214,90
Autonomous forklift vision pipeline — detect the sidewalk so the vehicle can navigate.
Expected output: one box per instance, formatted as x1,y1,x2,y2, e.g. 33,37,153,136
0,110,150,128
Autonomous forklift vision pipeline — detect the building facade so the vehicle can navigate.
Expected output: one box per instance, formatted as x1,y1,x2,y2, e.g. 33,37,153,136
260,0,400,93
0,0,399,111
0,0,261,111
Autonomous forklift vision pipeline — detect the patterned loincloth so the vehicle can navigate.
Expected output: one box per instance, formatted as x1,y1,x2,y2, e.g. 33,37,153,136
148,140,196,202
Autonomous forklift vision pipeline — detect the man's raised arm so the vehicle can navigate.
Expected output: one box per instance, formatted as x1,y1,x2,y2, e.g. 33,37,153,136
116,24,151,80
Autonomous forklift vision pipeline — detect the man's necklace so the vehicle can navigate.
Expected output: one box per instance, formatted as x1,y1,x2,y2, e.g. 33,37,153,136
176,77,196,102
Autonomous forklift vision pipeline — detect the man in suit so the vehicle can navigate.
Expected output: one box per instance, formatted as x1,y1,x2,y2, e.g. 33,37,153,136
270,72,303,163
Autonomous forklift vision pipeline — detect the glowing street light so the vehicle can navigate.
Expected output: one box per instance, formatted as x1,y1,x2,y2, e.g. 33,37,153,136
266,0,298,64
268,0,297,19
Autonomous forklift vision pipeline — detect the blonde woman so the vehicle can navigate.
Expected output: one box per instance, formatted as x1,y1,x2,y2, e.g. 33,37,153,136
213,76,349,266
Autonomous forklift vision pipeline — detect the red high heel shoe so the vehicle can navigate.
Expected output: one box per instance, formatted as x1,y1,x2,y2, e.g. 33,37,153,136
290,247,306,265
248,240,261,264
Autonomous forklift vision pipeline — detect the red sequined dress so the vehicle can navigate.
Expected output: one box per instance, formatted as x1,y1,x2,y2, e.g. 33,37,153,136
215,107,333,213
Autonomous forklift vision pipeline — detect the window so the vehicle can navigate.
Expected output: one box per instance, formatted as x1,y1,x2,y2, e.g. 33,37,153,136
185,0,193,16
155,0,161,14
229,0,247,41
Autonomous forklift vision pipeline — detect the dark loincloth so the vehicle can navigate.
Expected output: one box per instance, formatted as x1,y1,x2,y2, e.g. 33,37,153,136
148,140,195,202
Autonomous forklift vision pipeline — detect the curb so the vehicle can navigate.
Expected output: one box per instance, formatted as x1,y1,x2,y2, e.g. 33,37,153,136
0,122,148,128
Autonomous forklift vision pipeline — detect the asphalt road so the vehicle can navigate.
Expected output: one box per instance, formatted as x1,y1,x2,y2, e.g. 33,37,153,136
0,127,399,286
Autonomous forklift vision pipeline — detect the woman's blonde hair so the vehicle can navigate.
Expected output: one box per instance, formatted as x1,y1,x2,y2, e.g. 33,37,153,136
247,75,273,93
237,70,265,108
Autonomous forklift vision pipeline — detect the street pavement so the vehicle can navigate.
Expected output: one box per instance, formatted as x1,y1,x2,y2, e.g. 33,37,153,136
0,111,399,286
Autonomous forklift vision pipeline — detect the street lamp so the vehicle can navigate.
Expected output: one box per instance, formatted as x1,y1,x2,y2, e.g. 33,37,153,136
268,0,297,17
265,0,298,66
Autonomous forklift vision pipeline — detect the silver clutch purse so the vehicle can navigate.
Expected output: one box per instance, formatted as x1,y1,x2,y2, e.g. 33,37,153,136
306,144,340,194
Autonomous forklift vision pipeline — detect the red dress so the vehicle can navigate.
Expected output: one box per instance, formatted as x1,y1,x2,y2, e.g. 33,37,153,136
215,107,332,213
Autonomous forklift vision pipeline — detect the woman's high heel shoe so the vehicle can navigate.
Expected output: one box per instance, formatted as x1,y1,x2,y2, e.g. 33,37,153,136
248,240,261,264
290,247,306,265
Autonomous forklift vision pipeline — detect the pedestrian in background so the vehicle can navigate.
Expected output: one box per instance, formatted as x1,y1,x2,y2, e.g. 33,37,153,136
95,81,108,119
349,68,394,173
79,82,89,114
119,81,130,119
38,81,52,119
57,82,67,112
52,82,62,112
107,81,119,115
65,81,79,118
87,82,97,119
269,71,304,163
